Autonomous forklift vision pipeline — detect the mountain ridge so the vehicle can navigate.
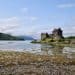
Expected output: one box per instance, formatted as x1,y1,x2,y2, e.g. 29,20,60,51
0,33,34,40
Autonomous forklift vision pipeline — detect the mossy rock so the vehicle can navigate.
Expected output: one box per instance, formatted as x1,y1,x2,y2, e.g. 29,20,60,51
45,38,54,42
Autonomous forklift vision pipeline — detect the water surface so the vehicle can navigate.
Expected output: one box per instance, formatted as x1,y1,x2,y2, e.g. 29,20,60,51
0,40,75,58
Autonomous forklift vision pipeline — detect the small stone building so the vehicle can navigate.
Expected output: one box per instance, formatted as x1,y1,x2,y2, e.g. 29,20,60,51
41,33,49,40
41,28,64,41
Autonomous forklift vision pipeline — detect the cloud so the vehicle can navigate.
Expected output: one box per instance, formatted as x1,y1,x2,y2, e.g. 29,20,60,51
23,24,59,39
57,4,75,8
26,23,75,38
61,17,75,36
0,17,21,33
63,25,75,36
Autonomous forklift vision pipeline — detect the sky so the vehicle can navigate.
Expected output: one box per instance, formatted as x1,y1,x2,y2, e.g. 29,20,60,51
0,0,75,39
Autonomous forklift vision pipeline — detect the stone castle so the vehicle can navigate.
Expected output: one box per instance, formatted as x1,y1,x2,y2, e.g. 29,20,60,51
41,28,64,41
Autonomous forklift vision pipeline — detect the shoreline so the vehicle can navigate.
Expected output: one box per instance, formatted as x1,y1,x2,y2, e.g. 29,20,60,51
0,51,75,75
0,51,75,65
31,40,75,47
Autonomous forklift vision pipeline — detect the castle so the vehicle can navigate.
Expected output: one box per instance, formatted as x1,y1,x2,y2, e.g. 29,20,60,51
41,28,64,41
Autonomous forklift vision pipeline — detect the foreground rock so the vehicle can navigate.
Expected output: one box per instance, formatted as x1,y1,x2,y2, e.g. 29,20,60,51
0,51,75,75
0,62,75,75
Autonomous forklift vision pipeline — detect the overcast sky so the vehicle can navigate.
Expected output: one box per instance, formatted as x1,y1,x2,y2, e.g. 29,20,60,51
0,0,75,38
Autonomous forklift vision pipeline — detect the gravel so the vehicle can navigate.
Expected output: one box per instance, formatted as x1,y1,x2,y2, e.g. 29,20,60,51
0,62,75,75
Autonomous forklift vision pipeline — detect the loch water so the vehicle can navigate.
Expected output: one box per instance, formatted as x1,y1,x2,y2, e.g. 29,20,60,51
0,40,75,58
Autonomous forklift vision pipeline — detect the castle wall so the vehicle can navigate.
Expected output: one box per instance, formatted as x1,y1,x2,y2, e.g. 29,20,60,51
41,28,64,41
41,33,49,40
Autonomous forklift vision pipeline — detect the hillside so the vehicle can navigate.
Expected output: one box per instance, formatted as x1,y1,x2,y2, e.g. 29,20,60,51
0,33,24,40
19,36,34,40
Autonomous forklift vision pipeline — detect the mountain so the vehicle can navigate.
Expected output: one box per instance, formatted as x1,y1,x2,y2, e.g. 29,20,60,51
18,36,34,40
0,33,24,40
0,32,34,40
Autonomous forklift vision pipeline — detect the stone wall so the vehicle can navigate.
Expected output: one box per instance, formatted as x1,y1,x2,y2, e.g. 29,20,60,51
41,33,49,40
41,28,64,41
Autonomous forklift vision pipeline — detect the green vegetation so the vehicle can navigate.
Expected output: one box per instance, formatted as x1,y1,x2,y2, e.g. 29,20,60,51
0,33,24,40
31,40,41,43
65,36,75,39
31,37,75,47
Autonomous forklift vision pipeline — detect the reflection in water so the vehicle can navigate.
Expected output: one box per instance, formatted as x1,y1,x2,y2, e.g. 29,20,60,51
41,44,53,55
41,44,64,55
40,45,75,58
63,47,75,58
51,46,63,55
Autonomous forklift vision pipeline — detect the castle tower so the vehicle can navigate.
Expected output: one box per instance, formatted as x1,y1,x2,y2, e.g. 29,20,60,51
52,28,63,40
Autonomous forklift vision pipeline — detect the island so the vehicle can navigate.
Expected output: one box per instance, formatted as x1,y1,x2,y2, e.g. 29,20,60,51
31,28,75,47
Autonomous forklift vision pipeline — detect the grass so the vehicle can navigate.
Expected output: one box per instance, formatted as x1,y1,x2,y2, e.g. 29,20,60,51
0,51,75,66
31,38,75,47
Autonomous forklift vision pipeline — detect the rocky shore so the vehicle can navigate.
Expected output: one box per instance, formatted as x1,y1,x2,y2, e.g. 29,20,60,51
0,51,75,75
0,62,75,75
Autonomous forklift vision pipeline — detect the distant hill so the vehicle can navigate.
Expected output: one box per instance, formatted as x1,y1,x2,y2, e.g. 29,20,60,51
0,32,34,40
0,33,24,40
65,36,75,39
18,36,34,40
